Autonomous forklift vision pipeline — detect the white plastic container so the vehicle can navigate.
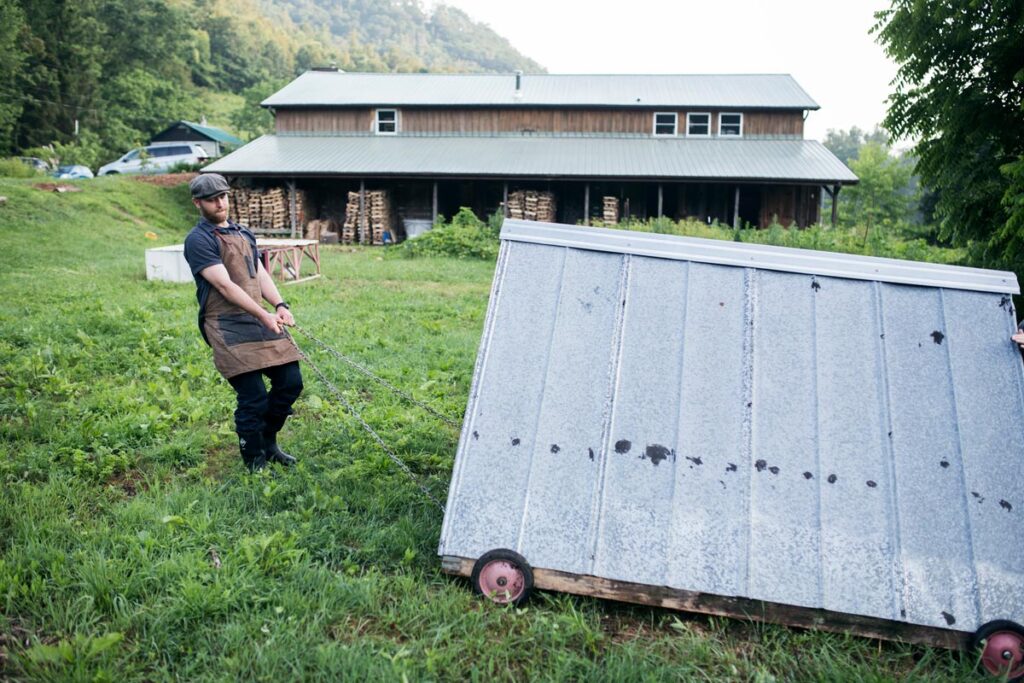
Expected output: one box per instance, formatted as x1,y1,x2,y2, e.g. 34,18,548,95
145,244,192,283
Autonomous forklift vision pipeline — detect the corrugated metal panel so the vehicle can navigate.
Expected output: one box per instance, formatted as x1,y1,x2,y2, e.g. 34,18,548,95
439,220,1024,634
263,73,819,109
204,135,857,183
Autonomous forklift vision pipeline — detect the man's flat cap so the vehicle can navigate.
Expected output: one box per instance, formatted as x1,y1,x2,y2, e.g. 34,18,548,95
190,173,231,199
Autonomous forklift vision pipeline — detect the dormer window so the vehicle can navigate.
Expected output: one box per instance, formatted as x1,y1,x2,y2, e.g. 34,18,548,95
686,113,710,137
719,112,743,137
376,109,398,135
653,112,677,136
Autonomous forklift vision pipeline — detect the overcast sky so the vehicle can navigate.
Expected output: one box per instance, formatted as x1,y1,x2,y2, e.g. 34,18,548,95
428,0,900,143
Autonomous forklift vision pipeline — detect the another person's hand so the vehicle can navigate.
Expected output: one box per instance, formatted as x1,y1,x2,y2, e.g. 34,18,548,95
1012,331,1024,348
260,310,282,334
276,307,295,327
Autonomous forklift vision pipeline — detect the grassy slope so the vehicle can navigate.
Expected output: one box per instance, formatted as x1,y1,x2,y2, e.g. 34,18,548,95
0,177,979,681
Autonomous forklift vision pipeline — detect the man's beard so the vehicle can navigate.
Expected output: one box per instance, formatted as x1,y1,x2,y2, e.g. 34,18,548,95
201,206,228,223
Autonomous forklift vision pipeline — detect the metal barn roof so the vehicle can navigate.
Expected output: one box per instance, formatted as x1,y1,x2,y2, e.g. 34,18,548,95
263,72,820,110
204,135,857,183
152,120,242,146
438,220,1024,634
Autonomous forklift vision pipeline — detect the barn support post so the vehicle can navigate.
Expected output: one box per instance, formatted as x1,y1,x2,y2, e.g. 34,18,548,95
819,185,827,226
733,185,741,229
287,179,297,237
830,184,840,227
584,183,590,226
358,180,365,242
432,181,438,224
503,182,509,218
657,183,664,219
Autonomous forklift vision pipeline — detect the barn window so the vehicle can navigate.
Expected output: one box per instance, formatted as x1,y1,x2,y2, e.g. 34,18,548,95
686,113,710,137
653,112,677,136
376,109,398,135
719,113,743,137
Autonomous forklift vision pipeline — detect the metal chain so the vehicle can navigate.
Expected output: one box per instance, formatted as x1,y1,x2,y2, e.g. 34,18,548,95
283,329,446,512
290,324,461,430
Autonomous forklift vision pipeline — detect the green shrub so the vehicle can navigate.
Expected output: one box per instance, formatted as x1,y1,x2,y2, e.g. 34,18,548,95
0,158,41,178
614,216,963,264
393,207,500,260
167,159,207,174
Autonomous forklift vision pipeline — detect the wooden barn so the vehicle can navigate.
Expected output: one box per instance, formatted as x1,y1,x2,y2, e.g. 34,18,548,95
204,71,857,240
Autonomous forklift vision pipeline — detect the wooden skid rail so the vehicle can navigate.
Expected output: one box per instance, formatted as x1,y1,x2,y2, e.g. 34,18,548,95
440,556,969,651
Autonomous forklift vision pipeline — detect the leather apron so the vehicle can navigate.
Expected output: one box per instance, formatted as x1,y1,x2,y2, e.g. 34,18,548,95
202,230,302,379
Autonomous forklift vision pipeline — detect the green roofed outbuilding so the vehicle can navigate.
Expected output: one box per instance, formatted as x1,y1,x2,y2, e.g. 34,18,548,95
150,120,243,158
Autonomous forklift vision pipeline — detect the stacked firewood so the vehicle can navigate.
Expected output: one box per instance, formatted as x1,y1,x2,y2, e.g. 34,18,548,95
230,187,306,235
507,190,556,222
342,190,396,245
602,196,620,226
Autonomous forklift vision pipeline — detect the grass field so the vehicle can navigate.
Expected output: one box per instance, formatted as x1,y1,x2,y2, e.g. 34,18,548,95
0,177,987,681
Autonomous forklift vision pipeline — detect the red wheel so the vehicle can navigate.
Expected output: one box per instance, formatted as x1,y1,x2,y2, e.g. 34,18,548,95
973,620,1024,681
471,549,534,606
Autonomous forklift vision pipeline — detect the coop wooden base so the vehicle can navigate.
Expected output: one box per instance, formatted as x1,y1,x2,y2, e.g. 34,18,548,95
440,555,968,650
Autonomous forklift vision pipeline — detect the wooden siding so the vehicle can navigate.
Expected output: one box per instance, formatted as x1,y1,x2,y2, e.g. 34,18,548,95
276,109,373,134
744,112,803,137
403,108,652,134
276,107,804,137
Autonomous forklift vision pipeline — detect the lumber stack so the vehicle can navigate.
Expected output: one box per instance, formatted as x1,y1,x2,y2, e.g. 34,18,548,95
342,192,367,244
507,190,556,222
367,190,395,245
342,190,396,245
602,196,619,226
229,187,306,235
303,218,338,242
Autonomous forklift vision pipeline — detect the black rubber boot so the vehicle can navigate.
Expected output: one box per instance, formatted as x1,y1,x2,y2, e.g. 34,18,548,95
263,414,297,467
238,431,267,472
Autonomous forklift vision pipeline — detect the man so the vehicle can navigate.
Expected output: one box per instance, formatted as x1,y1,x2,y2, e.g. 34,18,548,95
183,173,304,472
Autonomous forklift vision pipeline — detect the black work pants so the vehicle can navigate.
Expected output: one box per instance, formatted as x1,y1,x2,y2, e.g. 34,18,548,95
227,361,303,434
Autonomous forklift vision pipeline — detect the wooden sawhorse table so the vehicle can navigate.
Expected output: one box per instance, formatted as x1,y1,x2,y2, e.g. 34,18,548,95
257,238,321,285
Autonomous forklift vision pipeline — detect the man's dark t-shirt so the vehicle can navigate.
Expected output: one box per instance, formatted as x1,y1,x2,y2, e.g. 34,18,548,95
183,218,259,343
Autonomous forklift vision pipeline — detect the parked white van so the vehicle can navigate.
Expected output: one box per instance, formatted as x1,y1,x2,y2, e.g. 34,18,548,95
97,143,209,176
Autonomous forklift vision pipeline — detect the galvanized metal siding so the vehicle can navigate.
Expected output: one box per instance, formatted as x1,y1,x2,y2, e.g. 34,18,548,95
440,224,1024,633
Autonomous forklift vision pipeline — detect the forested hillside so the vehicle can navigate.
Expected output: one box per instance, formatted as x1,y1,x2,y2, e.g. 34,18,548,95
0,0,541,168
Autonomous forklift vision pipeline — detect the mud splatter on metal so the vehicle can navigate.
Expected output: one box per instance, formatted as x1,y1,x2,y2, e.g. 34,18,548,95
643,444,673,466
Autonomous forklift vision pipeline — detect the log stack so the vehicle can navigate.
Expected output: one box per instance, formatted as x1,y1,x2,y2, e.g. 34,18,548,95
342,190,397,245
602,196,620,226
367,190,396,245
229,187,307,236
342,191,367,244
507,190,556,222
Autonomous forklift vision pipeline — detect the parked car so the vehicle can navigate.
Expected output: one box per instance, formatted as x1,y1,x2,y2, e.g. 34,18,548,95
16,156,52,173
51,164,94,180
97,143,209,176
